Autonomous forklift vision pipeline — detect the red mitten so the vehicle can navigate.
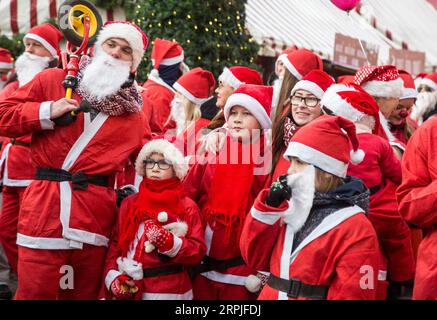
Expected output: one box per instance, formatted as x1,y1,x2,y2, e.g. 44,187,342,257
144,219,174,252
110,275,135,300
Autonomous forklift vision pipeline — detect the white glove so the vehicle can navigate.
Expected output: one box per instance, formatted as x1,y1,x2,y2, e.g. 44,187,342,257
204,128,227,154
116,257,143,280
284,165,316,232
410,91,437,124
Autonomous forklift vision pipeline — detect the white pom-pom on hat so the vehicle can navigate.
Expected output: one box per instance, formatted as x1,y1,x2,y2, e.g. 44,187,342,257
157,212,168,223
350,149,365,164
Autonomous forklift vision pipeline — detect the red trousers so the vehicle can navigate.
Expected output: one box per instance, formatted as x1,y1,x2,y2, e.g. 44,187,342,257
0,186,26,273
15,245,107,300
192,274,258,300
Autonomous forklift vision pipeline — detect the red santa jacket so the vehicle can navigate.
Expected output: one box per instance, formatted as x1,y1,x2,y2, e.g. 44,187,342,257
0,68,145,250
397,117,437,300
103,193,206,300
173,118,211,157
241,189,383,300
141,76,176,135
347,133,415,282
0,80,35,187
183,148,268,287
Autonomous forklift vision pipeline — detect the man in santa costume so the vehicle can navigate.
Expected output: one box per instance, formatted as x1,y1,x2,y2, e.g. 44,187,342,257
142,38,186,136
0,23,63,287
397,116,437,300
410,73,437,125
0,21,147,299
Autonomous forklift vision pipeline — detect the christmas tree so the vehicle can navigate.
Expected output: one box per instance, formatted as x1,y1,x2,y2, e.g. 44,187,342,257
132,0,260,82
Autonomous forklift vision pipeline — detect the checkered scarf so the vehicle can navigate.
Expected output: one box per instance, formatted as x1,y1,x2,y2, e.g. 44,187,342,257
76,57,142,116
283,116,299,147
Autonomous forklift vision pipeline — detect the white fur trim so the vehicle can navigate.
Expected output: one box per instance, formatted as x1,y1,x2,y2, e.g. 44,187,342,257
401,88,418,100
135,139,188,179
281,57,303,80
163,221,188,237
419,78,437,91
159,234,182,257
284,142,348,177
291,80,324,99
95,23,145,70
224,93,272,129
250,207,282,225
219,67,243,89
39,101,55,130
0,62,13,69
105,269,122,290
159,53,184,66
350,149,365,164
116,257,143,280
173,82,209,105
362,78,403,98
24,34,57,58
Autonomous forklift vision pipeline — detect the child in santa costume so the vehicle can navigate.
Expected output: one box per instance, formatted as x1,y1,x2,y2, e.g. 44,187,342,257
103,139,206,300
170,67,216,158
184,84,273,300
241,115,382,300
0,23,63,276
0,21,148,299
397,116,437,300
321,83,416,299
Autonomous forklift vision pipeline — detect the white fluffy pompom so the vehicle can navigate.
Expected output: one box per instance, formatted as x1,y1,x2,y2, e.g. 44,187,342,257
145,241,155,253
157,211,168,223
350,149,365,164
245,275,262,293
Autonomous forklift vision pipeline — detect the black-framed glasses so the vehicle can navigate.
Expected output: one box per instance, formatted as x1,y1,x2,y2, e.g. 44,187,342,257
290,95,320,108
143,159,171,170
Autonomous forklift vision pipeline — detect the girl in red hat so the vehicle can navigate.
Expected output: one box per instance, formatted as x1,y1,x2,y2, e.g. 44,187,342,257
184,84,272,300
241,115,382,300
103,139,206,300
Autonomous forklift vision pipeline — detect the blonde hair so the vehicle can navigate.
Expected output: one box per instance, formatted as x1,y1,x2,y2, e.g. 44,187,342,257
314,167,343,193
184,100,201,127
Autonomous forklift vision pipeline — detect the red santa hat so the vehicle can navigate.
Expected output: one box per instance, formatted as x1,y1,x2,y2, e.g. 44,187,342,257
95,21,148,71
337,75,355,85
173,67,216,105
419,72,437,91
321,83,381,133
277,48,323,80
0,48,13,69
23,23,63,59
290,70,335,99
224,84,273,129
135,139,188,180
275,46,299,74
284,115,365,178
151,38,184,72
354,65,403,98
398,69,418,100
218,66,263,89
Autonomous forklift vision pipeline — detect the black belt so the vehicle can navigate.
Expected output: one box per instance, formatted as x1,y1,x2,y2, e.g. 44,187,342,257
188,256,245,278
267,274,328,300
143,264,184,278
10,138,30,148
35,167,109,190
369,184,381,195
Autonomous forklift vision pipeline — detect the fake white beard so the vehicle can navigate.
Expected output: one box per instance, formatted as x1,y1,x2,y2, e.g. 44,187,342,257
79,47,131,99
284,165,316,232
15,52,51,87
170,97,186,135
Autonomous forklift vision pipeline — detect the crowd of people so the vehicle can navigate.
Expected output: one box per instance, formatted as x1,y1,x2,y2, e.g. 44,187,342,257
0,20,435,300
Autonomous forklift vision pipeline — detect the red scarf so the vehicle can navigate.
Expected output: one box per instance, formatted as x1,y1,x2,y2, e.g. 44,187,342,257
203,136,264,245
118,177,186,253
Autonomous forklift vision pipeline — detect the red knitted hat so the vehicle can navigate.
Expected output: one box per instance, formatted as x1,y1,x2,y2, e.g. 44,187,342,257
0,48,13,69
277,48,323,80
173,67,216,105
224,84,273,129
354,65,403,98
23,23,63,58
218,66,263,89
284,115,365,177
398,69,418,100
290,70,335,99
321,83,381,133
151,38,184,70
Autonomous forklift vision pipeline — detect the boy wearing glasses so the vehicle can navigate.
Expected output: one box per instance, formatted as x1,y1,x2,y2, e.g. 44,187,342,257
103,139,206,300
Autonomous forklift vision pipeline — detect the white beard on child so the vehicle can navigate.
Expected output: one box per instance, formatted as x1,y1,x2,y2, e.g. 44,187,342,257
170,96,186,135
15,52,51,87
79,47,131,100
